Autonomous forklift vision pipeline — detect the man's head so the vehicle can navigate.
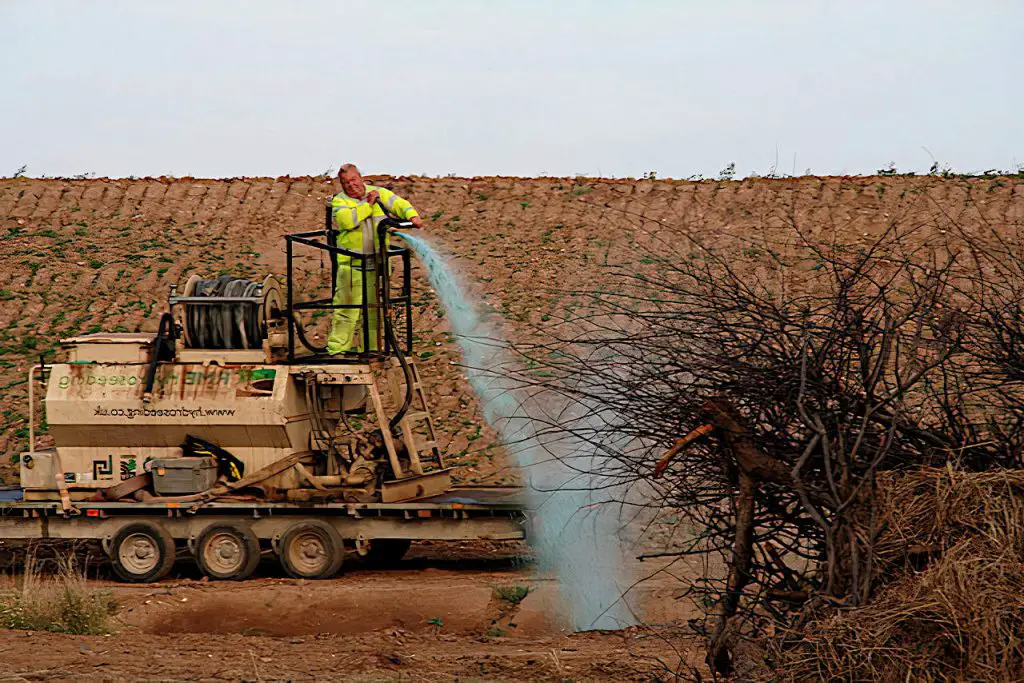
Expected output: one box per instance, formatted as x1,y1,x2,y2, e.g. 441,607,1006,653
338,163,366,199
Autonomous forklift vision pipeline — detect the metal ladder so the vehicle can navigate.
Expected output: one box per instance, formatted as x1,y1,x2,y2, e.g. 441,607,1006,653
387,359,446,475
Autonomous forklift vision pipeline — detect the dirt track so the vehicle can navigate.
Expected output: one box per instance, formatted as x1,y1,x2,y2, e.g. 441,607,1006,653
0,542,699,681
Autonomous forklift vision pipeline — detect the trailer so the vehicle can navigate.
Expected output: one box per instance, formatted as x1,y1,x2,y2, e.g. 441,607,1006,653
0,487,525,582
3,210,528,582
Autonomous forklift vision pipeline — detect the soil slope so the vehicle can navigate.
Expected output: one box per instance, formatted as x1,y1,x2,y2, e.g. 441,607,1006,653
2,173,1022,483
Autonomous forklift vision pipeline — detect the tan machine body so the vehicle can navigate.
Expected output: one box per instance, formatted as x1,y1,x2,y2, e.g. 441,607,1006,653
23,276,449,504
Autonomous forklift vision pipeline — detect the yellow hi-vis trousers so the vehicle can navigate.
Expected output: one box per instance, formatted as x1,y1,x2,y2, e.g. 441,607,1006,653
327,262,380,354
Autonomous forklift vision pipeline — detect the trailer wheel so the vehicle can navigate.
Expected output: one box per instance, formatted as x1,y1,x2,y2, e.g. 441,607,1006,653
279,520,344,579
195,522,261,580
363,539,412,567
110,522,176,583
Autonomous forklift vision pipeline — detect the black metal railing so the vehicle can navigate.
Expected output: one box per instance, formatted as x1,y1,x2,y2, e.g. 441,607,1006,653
283,206,413,363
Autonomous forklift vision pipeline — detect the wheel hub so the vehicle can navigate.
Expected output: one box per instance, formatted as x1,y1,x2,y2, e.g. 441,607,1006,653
205,532,244,573
293,534,327,570
119,533,160,573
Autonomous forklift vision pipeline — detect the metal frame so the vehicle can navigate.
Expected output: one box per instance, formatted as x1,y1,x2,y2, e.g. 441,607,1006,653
284,209,413,364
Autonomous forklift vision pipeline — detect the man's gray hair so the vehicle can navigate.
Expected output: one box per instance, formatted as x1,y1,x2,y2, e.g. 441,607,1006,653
338,163,360,176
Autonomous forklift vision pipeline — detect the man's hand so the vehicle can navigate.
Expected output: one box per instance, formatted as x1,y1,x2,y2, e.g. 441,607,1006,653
365,190,380,205
409,215,424,229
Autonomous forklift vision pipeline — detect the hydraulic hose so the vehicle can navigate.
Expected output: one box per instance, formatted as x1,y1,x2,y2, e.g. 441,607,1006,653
142,312,177,404
292,310,327,354
373,200,417,432
385,313,415,432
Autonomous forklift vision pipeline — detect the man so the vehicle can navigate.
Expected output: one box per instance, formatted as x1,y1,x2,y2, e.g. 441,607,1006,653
327,164,424,354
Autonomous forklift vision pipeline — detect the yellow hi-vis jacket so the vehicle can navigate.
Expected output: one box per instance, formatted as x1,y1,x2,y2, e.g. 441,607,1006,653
330,186,419,265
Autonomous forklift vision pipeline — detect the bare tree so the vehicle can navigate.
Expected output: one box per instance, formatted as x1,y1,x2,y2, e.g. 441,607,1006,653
504,211,1024,674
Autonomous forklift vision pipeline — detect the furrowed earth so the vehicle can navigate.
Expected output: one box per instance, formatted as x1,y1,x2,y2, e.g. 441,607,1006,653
0,173,1022,680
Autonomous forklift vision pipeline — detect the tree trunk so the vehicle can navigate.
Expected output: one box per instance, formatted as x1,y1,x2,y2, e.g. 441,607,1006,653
707,470,757,675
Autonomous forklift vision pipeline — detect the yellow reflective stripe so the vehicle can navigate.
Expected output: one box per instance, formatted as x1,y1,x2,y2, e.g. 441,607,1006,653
383,193,397,211
349,208,359,227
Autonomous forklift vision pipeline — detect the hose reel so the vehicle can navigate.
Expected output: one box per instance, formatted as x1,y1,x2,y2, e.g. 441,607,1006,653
172,275,284,350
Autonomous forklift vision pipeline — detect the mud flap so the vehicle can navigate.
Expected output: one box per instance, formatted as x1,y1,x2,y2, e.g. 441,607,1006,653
380,469,452,503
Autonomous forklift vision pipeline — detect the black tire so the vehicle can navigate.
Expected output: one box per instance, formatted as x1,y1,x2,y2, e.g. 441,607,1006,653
195,522,261,580
109,521,176,583
363,539,412,567
278,520,344,579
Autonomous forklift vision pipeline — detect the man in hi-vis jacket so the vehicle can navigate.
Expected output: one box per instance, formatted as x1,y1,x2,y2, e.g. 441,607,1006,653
327,164,423,354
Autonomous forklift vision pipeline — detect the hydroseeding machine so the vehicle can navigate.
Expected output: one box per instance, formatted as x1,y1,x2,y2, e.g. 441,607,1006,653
1,206,525,582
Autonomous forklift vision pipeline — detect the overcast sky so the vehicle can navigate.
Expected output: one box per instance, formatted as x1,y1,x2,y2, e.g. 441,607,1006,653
2,1,1021,179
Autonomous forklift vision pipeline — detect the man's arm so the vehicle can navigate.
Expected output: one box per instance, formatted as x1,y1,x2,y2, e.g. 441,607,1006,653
377,188,424,228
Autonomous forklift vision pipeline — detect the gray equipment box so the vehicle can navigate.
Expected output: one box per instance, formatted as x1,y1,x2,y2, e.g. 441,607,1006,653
151,457,218,495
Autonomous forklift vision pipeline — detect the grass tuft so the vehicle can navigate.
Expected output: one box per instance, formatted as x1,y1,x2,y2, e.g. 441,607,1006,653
492,583,530,605
0,552,116,635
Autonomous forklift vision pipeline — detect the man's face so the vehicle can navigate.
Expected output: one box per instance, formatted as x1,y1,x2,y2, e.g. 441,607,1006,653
340,170,365,199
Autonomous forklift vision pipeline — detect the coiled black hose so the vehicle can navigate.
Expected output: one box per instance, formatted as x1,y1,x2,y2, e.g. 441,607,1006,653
185,276,262,349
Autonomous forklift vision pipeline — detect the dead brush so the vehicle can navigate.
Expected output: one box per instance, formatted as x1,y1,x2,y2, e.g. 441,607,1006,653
765,468,1024,681
0,549,116,635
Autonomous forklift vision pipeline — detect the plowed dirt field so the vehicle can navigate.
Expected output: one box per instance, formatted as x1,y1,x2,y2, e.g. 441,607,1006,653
1,173,1023,680
4,173,1022,479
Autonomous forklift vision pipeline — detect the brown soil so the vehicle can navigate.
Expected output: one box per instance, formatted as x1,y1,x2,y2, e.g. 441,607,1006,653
1,173,1022,679
2,174,1023,479
0,542,700,681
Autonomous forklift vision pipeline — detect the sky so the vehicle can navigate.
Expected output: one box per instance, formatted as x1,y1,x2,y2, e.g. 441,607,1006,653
1,1,1021,179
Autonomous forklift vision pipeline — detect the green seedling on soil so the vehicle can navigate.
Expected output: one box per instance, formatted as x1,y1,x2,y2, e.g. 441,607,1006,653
1,378,27,391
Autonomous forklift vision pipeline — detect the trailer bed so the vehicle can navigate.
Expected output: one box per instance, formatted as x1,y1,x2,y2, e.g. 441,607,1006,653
0,486,528,554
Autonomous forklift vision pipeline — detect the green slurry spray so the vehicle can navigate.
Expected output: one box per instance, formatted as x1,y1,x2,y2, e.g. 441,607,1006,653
396,231,631,631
